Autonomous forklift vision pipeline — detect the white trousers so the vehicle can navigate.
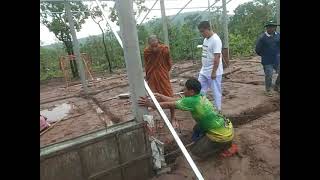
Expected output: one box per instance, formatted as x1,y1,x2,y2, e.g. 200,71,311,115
198,73,222,111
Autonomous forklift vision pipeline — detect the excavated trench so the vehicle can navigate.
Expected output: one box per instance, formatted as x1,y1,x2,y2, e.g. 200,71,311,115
229,98,280,127
163,98,280,165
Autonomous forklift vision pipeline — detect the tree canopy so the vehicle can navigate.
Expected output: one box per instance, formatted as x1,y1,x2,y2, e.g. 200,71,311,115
40,0,277,81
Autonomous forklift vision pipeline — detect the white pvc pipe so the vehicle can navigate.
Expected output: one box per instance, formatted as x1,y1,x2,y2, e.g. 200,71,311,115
144,80,204,180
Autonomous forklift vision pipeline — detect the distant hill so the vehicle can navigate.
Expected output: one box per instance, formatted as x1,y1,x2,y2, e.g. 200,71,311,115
170,11,211,24
42,36,91,49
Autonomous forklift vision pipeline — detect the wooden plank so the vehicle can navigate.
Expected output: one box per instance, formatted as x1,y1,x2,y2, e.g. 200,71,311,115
223,67,242,77
229,59,260,63
91,96,120,123
224,80,264,85
40,94,79,105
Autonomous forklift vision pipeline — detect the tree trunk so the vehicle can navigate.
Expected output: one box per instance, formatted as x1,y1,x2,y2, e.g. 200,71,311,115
108,33,115,68
64,41,79,78
102,32,112,73
91,14,113,73
97,23,113,73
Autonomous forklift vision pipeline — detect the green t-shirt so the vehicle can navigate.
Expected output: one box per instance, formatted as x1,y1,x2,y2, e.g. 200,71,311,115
175,94,234,142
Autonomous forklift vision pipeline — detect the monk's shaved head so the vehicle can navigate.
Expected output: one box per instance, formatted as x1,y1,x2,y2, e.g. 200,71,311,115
148,35,159,44
148,35,160,52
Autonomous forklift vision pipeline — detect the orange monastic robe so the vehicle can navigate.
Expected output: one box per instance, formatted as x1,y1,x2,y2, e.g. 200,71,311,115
144,44,173,97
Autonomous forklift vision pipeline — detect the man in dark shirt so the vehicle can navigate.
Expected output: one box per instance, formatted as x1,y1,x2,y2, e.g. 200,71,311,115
255,21,280,96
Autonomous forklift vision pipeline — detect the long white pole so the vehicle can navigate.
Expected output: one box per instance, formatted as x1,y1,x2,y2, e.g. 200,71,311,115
144,80,204,180
160,0,169,46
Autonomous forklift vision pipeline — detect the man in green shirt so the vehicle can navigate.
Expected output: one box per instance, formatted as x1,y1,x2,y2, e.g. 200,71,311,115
138,78,234,159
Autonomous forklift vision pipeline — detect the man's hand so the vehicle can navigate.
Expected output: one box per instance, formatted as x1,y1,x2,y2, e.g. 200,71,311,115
211,71,217,80
138,96,153,107
211,53,220,80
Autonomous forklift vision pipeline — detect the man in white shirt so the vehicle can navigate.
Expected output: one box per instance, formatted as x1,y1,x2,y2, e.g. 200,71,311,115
197,21,223,111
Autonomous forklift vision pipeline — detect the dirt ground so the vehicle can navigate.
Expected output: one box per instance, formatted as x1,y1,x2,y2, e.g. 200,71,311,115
152,111,280,180
40,56,280,179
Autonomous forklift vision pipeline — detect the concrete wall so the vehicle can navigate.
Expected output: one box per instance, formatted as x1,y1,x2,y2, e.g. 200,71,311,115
40,120,152,180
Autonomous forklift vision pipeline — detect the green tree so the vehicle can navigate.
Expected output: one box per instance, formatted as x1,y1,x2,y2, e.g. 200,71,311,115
89,4,113,73
40,2,90,78
40,2,279,82
228,0,276,57
40,46,66,80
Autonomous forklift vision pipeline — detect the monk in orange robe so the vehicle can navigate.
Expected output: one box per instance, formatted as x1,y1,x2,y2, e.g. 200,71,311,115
144,35,177,128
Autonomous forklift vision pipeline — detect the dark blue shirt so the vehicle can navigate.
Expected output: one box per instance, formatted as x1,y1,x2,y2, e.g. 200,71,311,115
255,32,280,65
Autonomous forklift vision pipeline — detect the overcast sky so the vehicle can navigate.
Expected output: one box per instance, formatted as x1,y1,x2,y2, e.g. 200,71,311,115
40,0,252,45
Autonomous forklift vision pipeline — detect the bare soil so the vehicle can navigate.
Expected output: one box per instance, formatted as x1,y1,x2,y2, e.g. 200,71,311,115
40,56,280,180
152,111,280,180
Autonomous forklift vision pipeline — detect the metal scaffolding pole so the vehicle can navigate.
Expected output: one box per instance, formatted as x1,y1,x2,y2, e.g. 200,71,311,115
153,7,208,10
40,10,91,14
194,0,220,20
221,0,229,66
94,0,123,48
115,0,148,122
160,0,169,46
208,0,213,29
276,0,280,32
41,0,112,2
222,0,229,48
193,0,232,20
138,0,159,26
170,0,193,21
65,1,88,93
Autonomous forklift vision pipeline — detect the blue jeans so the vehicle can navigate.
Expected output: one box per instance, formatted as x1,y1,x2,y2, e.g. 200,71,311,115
263,64,280,91
275,67,280,89
192,124,205,142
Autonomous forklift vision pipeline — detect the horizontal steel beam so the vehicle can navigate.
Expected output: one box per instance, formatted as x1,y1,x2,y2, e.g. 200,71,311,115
40,7,209,14
40,11,90,14
152,7,208,10
40,0,113,2
40,0,179,2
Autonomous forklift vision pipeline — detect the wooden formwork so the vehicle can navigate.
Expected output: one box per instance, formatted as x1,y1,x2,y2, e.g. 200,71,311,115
40,120,152,180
